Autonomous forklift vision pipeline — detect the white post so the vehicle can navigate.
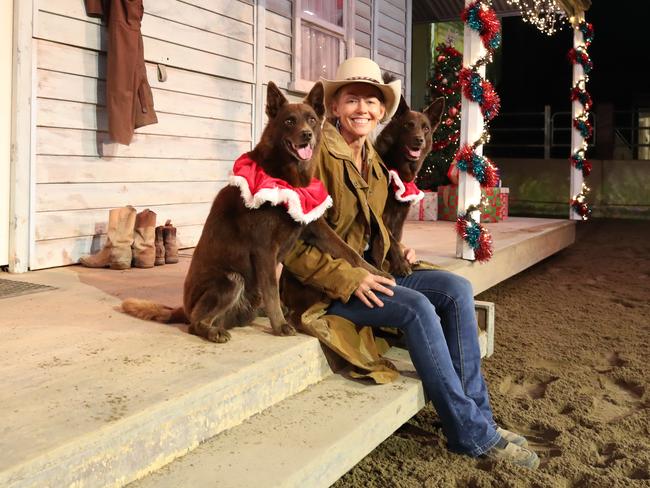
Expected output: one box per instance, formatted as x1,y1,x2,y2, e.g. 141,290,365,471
456,0,486,260
9,0,34,273
0,0,13,267
569,12,585,220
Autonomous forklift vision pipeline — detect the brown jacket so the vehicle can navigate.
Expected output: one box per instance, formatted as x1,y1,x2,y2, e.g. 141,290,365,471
282,122,437,383
85,0,158,145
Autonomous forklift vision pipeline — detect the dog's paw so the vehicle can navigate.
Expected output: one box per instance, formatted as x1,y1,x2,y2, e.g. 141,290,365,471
207,327,232,343
279,322,296,336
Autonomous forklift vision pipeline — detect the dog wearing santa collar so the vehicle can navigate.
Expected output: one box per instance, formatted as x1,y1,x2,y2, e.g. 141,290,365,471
122,81,383,343
371,75,445,276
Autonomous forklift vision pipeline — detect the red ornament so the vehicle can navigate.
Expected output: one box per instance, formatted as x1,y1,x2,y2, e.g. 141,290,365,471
444,118,454,126
448,106,458,117
437,55,446,62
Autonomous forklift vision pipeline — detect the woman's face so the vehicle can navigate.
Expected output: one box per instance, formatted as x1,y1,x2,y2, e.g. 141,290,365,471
332,83,386,141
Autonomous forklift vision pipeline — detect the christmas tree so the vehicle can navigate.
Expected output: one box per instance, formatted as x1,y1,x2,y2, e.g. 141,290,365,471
417,43,462,190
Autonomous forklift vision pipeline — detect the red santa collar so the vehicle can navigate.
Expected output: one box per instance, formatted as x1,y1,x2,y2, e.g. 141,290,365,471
388,169,424,204
228,153,332,224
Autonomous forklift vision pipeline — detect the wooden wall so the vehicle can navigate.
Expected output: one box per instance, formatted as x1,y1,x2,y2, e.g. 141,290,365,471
29,0,412,269
32,0,254,269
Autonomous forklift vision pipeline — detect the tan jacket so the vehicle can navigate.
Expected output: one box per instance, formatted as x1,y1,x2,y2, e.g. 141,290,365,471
281,122,401,383
85,0,158,145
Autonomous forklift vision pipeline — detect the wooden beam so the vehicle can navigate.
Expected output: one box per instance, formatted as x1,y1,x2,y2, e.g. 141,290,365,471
405,0,412,103
254,0,267,144
456,0,485,260
569,11,586,220
9,0,35,272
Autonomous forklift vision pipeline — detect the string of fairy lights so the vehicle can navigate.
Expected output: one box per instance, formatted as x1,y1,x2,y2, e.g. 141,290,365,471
454,0,503,262
568,19,594,219
505,0,567,36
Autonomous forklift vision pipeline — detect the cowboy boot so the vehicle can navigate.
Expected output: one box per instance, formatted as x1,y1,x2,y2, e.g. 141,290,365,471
154,225,165,265
162,219,179,264
79,206,136,269
132,209,157,268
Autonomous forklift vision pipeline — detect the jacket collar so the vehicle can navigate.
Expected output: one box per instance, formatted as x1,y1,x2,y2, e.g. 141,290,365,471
322,121,387,182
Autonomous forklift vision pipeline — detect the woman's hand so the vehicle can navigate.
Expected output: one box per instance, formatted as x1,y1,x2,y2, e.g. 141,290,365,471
354,273,396,308
403,246,417,264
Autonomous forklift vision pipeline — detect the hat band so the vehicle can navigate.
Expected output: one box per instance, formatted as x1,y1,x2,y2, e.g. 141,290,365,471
344,76,381,84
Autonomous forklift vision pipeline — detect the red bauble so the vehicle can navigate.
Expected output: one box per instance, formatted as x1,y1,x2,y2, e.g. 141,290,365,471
444,118,454,126
448,106,458,117
437,55,446,62
441,78,448,85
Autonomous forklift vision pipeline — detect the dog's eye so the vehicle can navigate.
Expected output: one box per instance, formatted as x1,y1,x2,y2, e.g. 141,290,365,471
285,118,296,127
405,121,415,130
423,126,430,133
308,116,317,126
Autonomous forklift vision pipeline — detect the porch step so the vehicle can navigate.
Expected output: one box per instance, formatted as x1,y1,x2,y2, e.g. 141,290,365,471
129,348,425,488
0,313,332,488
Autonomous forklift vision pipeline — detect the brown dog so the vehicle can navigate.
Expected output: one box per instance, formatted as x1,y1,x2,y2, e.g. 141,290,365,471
122,82,383,342
372,83,444,276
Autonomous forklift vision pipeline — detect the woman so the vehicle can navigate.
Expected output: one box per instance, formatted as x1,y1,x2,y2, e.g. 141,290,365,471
282,57,539,468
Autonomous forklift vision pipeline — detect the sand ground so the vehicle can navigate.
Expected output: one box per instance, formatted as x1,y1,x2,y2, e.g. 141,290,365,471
334,219,650,488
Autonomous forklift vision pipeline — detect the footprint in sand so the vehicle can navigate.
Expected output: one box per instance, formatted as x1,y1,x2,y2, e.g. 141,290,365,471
498,373,559,400
587,375,645,424
593,351,626,373
592,442,625,468
517,423,562,467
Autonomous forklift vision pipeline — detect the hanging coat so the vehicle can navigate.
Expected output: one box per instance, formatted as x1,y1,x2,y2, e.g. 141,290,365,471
85,0,158,145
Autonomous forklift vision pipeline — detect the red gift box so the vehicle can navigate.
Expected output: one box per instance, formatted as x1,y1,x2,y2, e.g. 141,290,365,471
407,190,438,221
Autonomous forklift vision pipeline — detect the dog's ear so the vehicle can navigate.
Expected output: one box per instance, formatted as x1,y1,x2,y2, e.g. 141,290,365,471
382,71,397,84
374,128,395,159
266,81,288,119
304,81,325,120
423,97,445,132
394,95,410,119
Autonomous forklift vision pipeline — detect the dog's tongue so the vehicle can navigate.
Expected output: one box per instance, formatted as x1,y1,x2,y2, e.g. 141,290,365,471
407,148,421,159
297,145,313,160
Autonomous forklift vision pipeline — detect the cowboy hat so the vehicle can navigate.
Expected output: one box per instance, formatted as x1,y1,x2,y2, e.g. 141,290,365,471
321,57,402,122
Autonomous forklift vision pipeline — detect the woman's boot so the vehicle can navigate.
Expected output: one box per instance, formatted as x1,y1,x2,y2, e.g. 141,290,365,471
79,206,136,269
154,225,166,265
132,209,157,268
162,219,179,264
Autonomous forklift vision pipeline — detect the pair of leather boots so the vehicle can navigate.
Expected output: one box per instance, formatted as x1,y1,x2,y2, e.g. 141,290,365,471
79,206,178,270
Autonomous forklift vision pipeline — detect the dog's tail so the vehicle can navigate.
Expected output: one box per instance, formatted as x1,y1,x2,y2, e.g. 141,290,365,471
121,298,189,324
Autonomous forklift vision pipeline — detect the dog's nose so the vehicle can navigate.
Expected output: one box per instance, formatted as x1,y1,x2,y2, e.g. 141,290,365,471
415,137,424,146
301,130,312,141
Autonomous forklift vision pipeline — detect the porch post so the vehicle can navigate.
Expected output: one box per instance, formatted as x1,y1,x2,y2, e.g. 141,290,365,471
456,0,485,260
569,12,586,220
9,0,34,273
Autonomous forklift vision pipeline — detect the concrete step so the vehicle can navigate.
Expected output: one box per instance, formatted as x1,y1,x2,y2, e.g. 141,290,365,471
129,348,424,488
0,266,333,488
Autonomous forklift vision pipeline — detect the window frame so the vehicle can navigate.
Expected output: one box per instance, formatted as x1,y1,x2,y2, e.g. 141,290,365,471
290,0,355,93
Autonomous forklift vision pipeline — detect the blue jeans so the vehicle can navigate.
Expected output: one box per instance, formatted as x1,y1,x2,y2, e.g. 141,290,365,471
328,269,500,456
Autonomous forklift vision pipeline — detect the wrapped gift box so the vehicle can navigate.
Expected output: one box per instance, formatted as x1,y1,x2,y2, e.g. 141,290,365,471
407,190,438,221
437,185,459,221
482,187,509,222
438,185,509,222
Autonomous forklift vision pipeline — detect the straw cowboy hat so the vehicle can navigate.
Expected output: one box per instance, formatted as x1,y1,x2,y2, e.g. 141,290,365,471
321,57,402,122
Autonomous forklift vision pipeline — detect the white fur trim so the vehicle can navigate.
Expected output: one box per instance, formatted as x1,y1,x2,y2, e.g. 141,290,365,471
388,170,424,204
228,174,333,224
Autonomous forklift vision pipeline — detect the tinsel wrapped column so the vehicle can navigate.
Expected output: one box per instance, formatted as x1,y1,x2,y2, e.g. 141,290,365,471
569,12,592,220
456,0,486,260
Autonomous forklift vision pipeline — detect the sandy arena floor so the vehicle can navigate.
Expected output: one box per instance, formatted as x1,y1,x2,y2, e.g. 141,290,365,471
334,219,650,487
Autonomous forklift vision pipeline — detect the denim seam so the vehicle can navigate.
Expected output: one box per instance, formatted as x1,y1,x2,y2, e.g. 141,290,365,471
391,299,470,437
470,428,502,457
415,287,467,391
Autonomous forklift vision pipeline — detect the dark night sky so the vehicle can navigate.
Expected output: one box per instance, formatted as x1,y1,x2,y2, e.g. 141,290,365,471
497,0,650,113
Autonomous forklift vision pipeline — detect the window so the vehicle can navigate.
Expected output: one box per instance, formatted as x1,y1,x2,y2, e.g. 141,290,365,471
292,0,353,92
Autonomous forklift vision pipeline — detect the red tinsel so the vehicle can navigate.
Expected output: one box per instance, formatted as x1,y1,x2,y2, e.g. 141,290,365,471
480,79,501,121
455,216,494,263
460,1,501,53
454,144,499,187
571,86,593,111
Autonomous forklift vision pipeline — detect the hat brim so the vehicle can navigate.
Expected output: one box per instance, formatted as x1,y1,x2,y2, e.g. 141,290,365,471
320,77,402,123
